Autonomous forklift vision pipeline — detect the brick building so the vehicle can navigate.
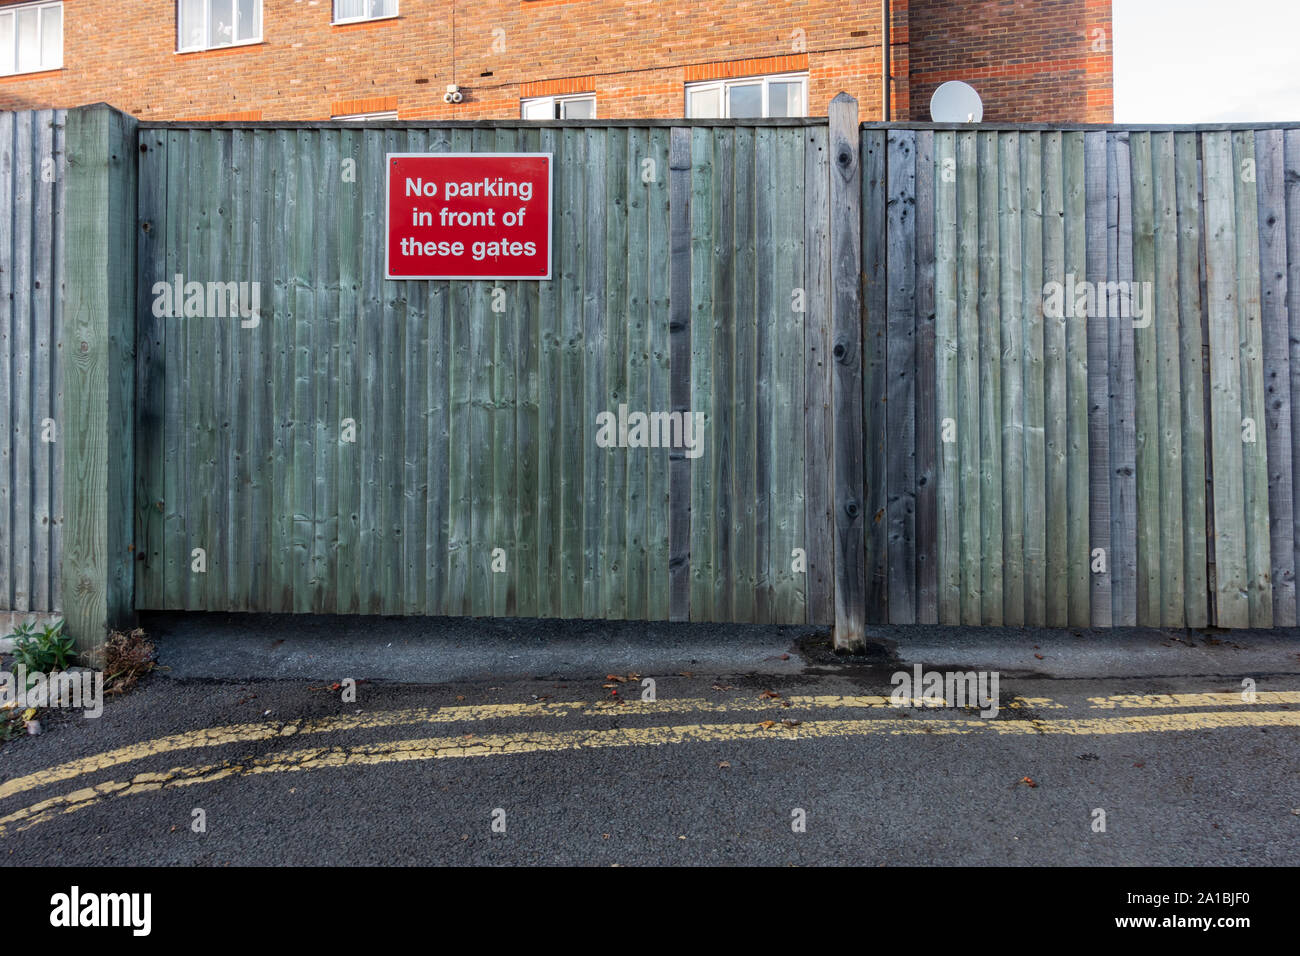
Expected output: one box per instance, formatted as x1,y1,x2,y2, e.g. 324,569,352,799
0,0,1112,122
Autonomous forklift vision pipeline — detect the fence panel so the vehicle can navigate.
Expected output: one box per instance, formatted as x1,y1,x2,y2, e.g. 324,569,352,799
870,124,1300,628
133,121,821,625
0,109,65,619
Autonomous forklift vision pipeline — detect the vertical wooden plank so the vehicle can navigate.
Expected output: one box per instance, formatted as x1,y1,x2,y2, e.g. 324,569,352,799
647,126,672,620
491,126,517,617
403,128,430,615
535,126,561,618
187,131,214,612
772,127,806,624
802,126,833,625
1044,131,1074,627
955,130,982,625
513,125,540,618
1129,131,1162,625
0,113,12,610
623,126,649,620
49,110,66,613
559,128,586,619
1062,132,1091,625
61,105,138,653
999,131,1024,626
1203,131,1250,627
225,129,246,611
1175,131,1209,628
933,131,960,625
161,130,188,611
1109,132,1139,627
581,126,606,620
977,130,1003,625
1286,129,1300,627
1021,131,1048,627
730,125,758,624
668,127,692,621
707,128,732,622
267,129,293,613
1084,130,1112,627
13,112,32,611
31,111,54,612
1256,129,1295,625
861,123,888,626
1233,130,1272,627
886,129,917,624
602,126,629,620
753,125,774,624
468,128,496,617
135,128,165,610
831,94,865,650
334,128,360,613
1152,132,1187,626
914,130,938,625
688,128,715,620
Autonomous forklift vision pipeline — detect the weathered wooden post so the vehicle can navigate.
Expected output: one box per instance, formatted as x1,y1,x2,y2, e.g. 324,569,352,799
61,104,138,662
829,93,866,651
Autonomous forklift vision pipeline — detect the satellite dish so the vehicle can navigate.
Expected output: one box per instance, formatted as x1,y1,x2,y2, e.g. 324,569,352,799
930,81,983,123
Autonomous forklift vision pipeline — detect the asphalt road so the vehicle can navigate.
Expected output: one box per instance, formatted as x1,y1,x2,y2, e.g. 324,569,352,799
2,619,1298,866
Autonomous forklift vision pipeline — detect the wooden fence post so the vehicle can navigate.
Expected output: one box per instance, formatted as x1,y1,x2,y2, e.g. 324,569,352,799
829,93,866,651
62,104,138,660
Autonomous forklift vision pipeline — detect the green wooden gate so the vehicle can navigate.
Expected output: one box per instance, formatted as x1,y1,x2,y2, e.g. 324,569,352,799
132,121,833,625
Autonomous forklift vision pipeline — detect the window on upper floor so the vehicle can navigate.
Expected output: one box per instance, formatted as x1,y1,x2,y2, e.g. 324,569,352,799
521,94,596,121
334,0,398,24
0,1,63,77
177,0,263,53
685,73,808,119
333,111,399,122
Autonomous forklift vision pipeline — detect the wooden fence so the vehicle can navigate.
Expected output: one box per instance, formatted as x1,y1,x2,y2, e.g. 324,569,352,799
0,109,65,621
131,122,833,625
4,99,1300,649
863,123,1300,631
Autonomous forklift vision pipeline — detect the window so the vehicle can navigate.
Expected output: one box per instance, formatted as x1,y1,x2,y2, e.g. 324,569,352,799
0,1,63,77
334,0,397,24
685,73,808,119
333,111,398,122
177,0,262,53
521,94,596,120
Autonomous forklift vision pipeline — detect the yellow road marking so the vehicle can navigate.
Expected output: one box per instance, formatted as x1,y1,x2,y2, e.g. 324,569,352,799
2,708,1297,838
1088,692,1300,709
0,693,1044,804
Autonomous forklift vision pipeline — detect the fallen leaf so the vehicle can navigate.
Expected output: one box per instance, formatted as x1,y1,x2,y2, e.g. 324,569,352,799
605,674,627,683
455,695,465,701
1019,776,1038,788
782,720,802,728
717,761,731,769
680,671,694,678
759,690,782,700
758,720,777,729
1034,653,1044,660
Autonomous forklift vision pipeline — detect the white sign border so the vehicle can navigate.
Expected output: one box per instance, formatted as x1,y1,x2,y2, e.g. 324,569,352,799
384,151,555,282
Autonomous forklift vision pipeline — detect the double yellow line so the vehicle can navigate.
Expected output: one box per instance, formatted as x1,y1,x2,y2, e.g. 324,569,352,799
2,691,1298,838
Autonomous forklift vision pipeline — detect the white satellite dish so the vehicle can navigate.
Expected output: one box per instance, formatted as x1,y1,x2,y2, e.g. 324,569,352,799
930,81,983,123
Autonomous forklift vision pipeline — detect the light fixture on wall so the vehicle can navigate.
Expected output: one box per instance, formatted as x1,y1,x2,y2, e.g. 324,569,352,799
444,84,464,104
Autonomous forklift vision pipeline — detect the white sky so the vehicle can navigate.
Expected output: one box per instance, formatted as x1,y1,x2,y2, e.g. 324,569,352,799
1114,0,1300,122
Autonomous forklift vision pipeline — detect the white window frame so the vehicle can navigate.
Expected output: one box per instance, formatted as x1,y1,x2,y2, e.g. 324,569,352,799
332,1,399,26
0,1,63,77
684,72,809,119
520,94,597,121
176,0,264,54
332,111,399,122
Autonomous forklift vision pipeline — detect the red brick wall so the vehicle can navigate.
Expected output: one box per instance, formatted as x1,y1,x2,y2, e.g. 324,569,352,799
0,0,1108,121
908,0,1113,122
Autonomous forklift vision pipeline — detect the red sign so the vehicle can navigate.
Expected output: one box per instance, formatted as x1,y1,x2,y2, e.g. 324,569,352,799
386,152,553,280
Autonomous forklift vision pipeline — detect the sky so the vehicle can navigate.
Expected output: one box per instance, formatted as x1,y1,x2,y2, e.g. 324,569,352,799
1113,0,1300,122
